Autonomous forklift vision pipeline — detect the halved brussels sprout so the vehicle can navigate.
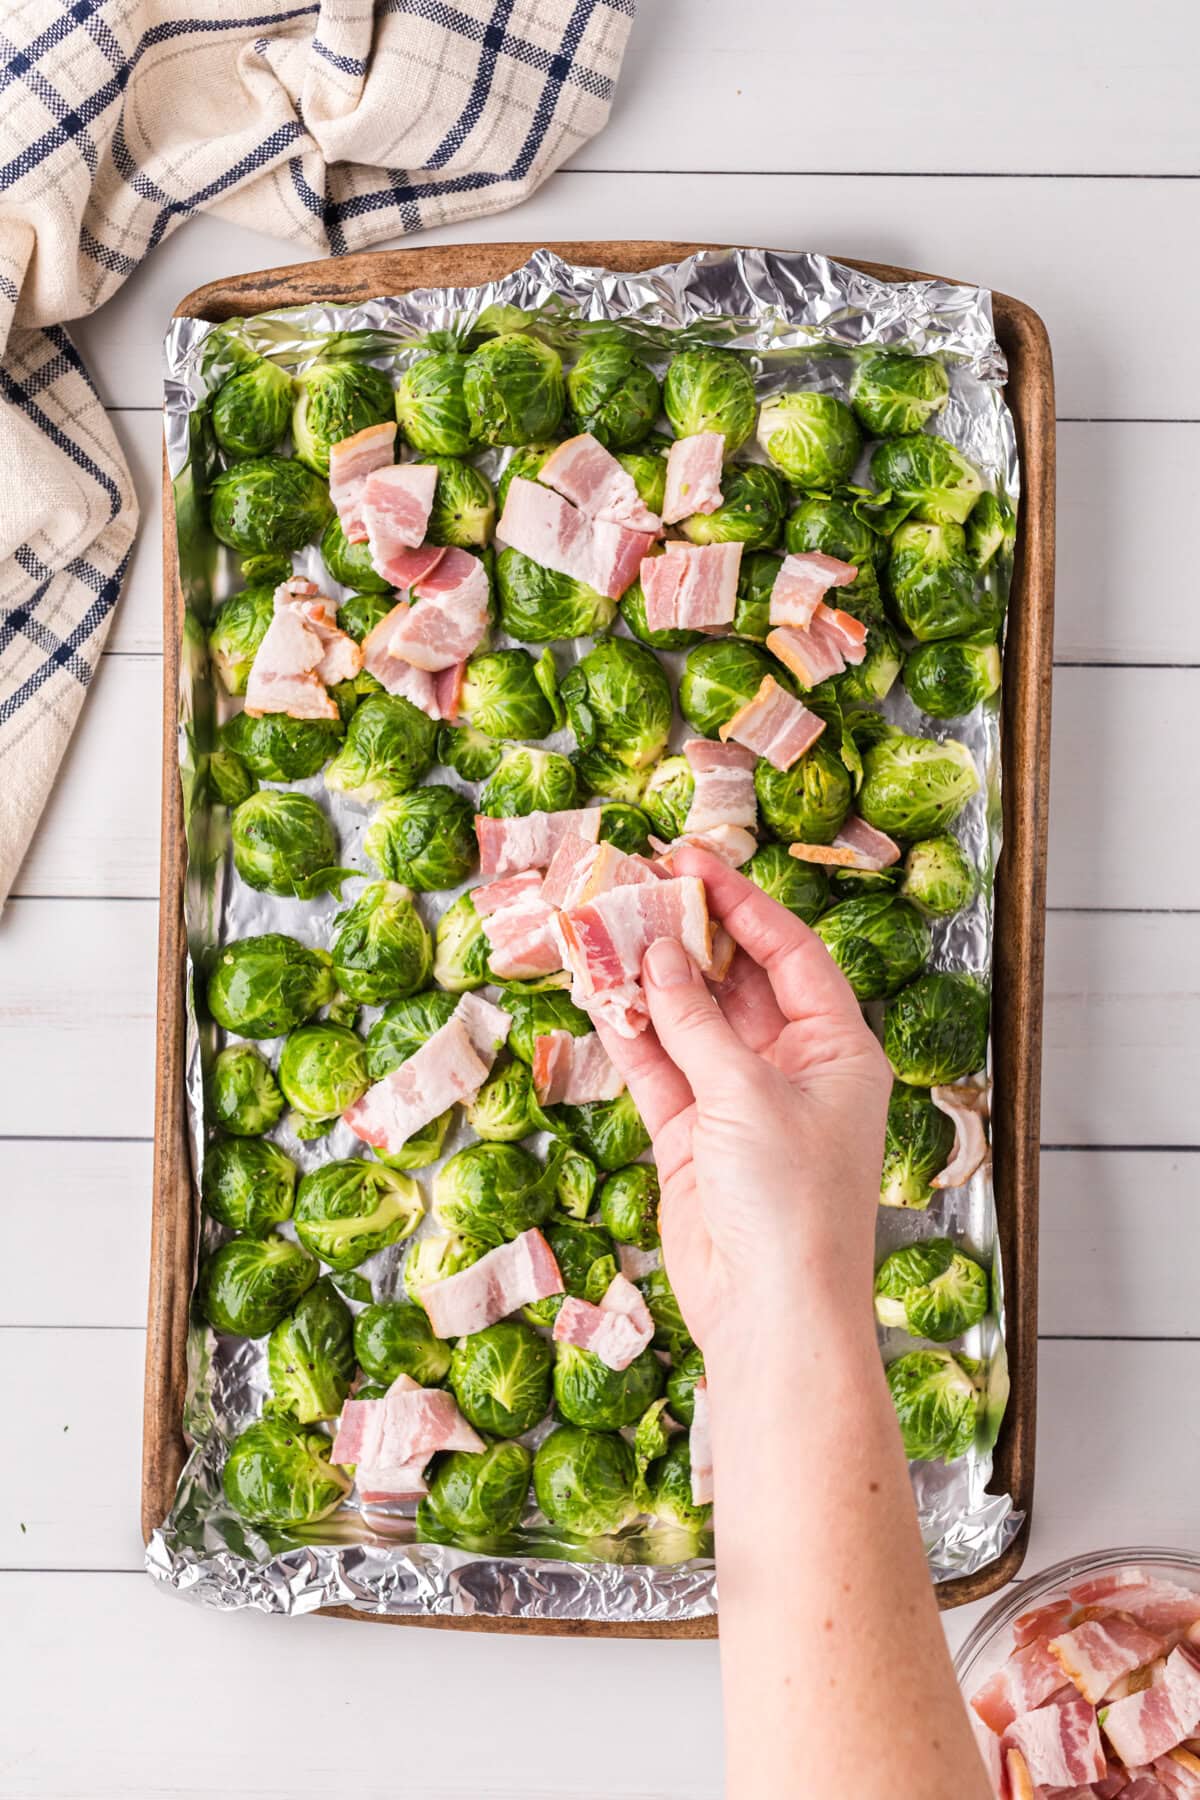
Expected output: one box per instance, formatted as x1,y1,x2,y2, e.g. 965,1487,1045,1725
851,351,950,439
230,791,349,900
419,454,495,549
663,348,756,453
561,637,672,772
208,1043,285,1138
571,746,650,805
566,341,661,449
208,748,257,808
433,891,492,992
208,586,274,694
500,985,591,1064
838,616,903,703
433,1141,559,1247
757,391,860,489
363,786,477,890
202,1135,296,1234
463,333,565,445
467,1059,549,1143
903,641,1001,720
636,1266,694,1358
553,1340,665,1431
354,1299,452,1387
294,1159,424,1271
870,434,985,527
679,462,787,549
888,520,999,644
883,973,990,1087
621,572,705,652
886,1348,983,1462
556,1147,600,1221
555,1088,650,1173
814,895,931,1000
596,801,652,856
222,1417,351,1526
461,648,557,740
900,834,976,916
965,490,1016,571
496,547,617,642
403,1231,487,1305
292,360,395,476
755,740,852,845
731,549,782,642
742,841,829,922
679,638,781,739
874,1239,989,1342
220,710,343,783
615,436,670,516
209,456,333,554
641,755,694,841
394,350,475,455
646,1437,711,1532
199,1234,318,1337
666,1347,705,1428
437,722,504,782
267,1278,355,1422
417,1441,532,1544
331,882,433,1005
320,512,391,593
449,1320,553,1436
880,1084,956,1210
858,732,979,840
207,934,336,1039
599,1164,660,1250
278,1023,369,1132
479,746,578,817
212,357,294,460
533,1424,638,1536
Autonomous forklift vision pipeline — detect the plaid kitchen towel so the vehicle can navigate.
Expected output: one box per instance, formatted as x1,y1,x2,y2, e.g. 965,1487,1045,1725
0,0,636,902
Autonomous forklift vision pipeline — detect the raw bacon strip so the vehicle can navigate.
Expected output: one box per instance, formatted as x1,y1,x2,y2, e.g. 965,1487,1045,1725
342,992,510,1154
1071,1576,1200,1638
497,476,650,601
472,869,546,918
788,817,902,873
532,1029,625,1105
932,1079,992,1190
1053,1620,1169,1706
1155,1749,1200,1797
277,583,363,685
419,1228,564,1340
476,873,563,980
559,875,714,1039
1103,1651,1200,1768
766,622,847,689
552,1273,654,1372
816,602,868,664
683,739,757,848
972,1637,1068,1734
1005,1698,1108,1788
689,1377,713,1505
388,549,489,672
331,1374,484,1498
1014,1598,1078,1650
720,674,827,771
768,551,858,628
328,422,396,543
662,431,724,525
475,807,602,878
244,593,339,721
433,659,466,722
541,835,660,910
361,603,440,717
660,825,758,868
640,552,687,634
380,542,448,589
361,463,439,575
663,540,743,630
538,432,662,533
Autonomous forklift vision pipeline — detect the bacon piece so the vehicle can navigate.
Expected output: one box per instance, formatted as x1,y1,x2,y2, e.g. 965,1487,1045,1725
662,431,725,525
387,549,489,672
660,540,743,630
768,551,858,628
1052,1620,1170,1706
552,1273,654,1371
689,1377,713,1505
1006,1699,1108,1788
1015,1598,1079,1650
244,594,340,720
342,992,510,1154
433,659,466,722
380,542,448,589
1004,1748,1036,1800
972,1638,1068,1735
1103,1651,1200,1768
472,869,546,918
475,871,563,980
279,586,363,686
532,1029,624,1105
331,1374,484,1500
816,602,868,664
640,552,688,634
932,1079,992,1190
361,463,440,583
559,875,714,1038
541,835,660,912
683,738,757,843
497,476,650,600
788,817,902,873
328,422,396,543
475,807,602,878
1155,1749,1200,1797
538,433,662,533
419,1228,563,1340
720,674,827,771
361,604,440,715
662,825,758,868
766,622,847,689
1072,1576,1200,1639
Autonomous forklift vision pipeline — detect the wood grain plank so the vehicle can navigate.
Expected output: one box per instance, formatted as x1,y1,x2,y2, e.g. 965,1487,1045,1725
0,1142,153,1328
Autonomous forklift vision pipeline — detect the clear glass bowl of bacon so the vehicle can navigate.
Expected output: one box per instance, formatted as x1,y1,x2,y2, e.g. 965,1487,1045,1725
954,1548,1200,1797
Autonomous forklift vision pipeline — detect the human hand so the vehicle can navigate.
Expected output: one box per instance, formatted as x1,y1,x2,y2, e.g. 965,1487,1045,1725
597,845,892,1362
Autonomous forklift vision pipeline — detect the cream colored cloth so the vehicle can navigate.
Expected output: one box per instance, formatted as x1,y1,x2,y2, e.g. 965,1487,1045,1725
0,0,635,899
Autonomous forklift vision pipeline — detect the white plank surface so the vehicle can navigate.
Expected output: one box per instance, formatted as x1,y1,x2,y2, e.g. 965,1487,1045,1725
0,1143,153,1328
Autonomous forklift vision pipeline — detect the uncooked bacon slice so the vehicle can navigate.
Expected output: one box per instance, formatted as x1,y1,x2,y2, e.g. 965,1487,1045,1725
419,1228,564,1340
1102,1650,1200,1768
788,817,901,872
931,1079,991,1190
662,539,743,631
640,551,688,634
361,462,440,581
559,874,713,1038
1006,1698,1108,1788
1155,1748,1200,1796
497,476,650,600
331,1373,484,1500
971,1637,1068,1734
532,1029,624,1105
474,871,563,980
766,622,846,689
244,592,339,721
388,549,489,672
552,1273,654,1371
541,834,660,911
381,543,449,589
812,602,868,666
1014,1598,1078,1650
342,992,510,1154
683,738,757,833
433,659,466,722
538,432,662,533
689,1377,713,1505
720,674,827,771
662,431,724,525
475,807,602,878
277,583,363,686
1051,1618,1168,1706
361,603,439,716
328,422,396,543
768,551,858,627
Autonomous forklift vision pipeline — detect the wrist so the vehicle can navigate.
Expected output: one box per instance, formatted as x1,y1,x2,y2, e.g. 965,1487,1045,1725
701,1273,880,1393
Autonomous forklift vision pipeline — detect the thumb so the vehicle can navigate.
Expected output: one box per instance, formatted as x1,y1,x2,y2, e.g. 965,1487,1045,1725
642,937,749,1098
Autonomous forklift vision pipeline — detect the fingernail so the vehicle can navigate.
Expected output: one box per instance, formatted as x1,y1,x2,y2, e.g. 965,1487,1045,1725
645,937,693,987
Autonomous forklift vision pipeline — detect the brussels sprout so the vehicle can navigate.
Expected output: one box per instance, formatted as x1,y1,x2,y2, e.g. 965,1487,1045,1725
208,747,257,813
884,973,989,1088
757,391,861,489
294,1160,424,1271
324,693,438,806
363,787,476,892
493,983,581,1066
596,801,652,856
433,891,493,992
838,616,903,703
886,1348,982,1462
598,1164,660,1250
730,550,781,642
743,841,829,922
679,638,781,739
223,1417,351,1526
553,1340,664,1431
374,1111,452,1174
479,746,578,817
354,1299,452,1387
874,1239,989,1343
208,934,336,1039
449,1320,553,1436
641,755,694,841
615,438,670,516
237,554,292,588
416,453,495,549
292,360,394,476
887,520,979,643
965,489,1016,571
229,791,347,900
784,492,885,576
202,1135,296,1233
220,710,343,783
468,1059,549,1142
904,642,1001,720
646,1437,711,1531
437,722,504,782
621,572,705,651
212,357,294,460
556,1088,651,1172
208,586,274,694
463,333,565,445
198,1234,318,1337
900,834,976,916
571,747,650,805
637,1266,694,1358
870,434,985,528
496,547,616,643
319,512,391,593
208,1043,285,1138
521,1216,615,1328
461,649,556,740
334,597,392,653
560,637,672,774
679,462,787,550
755,739,852,846
433,1141,559,1247
417,1441,532,1544
858,732,979,840
830,866,900,903
555,1148,599,1221
566,341,661,449
666,1347,706,1428
851,352,950,439
278,1023,369,1130
267,1278,355,1422
403,1232,487,1305
394,350,475,455
534,1424,637,1536
880,1084,956,1210
495,441,560,511
329,882,433,1006
209,456,333,555
663,348,756,453
814,895,931,1001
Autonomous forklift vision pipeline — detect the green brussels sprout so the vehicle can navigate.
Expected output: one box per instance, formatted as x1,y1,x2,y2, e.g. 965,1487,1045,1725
757,391,861,489
663,348,756,453
292,360,394,476
209,456,333,555
884,973,990,1088
330,882,433,1005
596,801,652,856
556,1148,599,1221
278,1023,369,1130
889,519,1001,644
337,594,394,647
621,571,705,652
463,333,565,446
208,586,274,694
904,641,1002,720
319,513,391,593
372,1111,451,1173
571,746,650,805
637,1266,694,1358
965,489,1016,571
461,648,557,740
495,440,560,511
238,552,293,586
403,1231,487,1305
198,1234,318,1337
394,350,475,455
479,746,578,817
599,1164,660,1250
755,739,852,845
814,895,931,1001
680,462,787,550
858,732,979,839
566,341,661,449
666,1347,706,1428
354,1299,452,1387
433,891,492,992
556,1088,651,1172
880,1084,956,1210
838,616,903,704
874,1239,989,1343
208,748,258,808
496,547,617,643
363,786,476,891
212,357,294,460
294,1160,424,1271
207,934,336,1039
220,710,343,783
641,755,694,841
829,865,900,903
561,638,672,773
886,1348,983,1462
208,1043,285,1138
267,1278,355,1422
433,1141,559,1247
229,791,348,900
743,841,829,922
417,1441,532,1544
449,1320,553,1436
418,453,495,549
522,1216,615,1327
533,1424,637,1536
784,492,884,576
222,1417,351,1526
680,638,781,740
324,693,438,806
870,434,985,527
851,352,950,439
615,437,670,517
437,722,504,782
646,1437,711,1532
500,985,591,1064
553,1340,665,1431
900,834,977,916
467,1059,549,1142
202,1135,296,1233
731,550,781,642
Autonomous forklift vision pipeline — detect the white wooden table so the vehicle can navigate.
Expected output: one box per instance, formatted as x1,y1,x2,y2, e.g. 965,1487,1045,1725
2,4,1197,1793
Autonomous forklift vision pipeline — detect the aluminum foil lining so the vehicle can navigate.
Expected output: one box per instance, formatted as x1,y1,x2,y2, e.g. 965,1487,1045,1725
150,246,1022,1624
